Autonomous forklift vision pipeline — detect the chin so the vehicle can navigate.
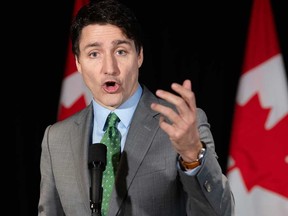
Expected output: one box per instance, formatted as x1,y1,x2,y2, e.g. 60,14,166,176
104,100,121,109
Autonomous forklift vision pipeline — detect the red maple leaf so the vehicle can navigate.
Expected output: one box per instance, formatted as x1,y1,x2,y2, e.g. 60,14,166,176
229,94,288,198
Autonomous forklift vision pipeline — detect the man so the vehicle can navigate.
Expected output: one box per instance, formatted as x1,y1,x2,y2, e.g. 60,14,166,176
38,0,234,215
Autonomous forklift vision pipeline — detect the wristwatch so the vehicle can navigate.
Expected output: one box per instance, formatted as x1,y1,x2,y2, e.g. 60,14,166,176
179,147,206,170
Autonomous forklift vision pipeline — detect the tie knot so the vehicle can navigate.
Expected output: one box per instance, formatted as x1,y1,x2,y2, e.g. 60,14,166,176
105,112,120,129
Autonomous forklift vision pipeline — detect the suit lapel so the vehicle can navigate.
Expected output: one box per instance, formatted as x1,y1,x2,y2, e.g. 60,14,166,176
108,86,161,215
70,104,94,212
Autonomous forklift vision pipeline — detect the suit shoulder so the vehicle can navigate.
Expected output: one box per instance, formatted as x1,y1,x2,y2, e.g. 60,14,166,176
49,104,93,130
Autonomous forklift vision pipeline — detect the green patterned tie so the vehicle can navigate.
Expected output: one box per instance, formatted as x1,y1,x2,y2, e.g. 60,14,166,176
101,112,121,216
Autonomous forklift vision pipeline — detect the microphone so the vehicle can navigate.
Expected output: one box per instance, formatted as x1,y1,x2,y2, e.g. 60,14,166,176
88,143,107,216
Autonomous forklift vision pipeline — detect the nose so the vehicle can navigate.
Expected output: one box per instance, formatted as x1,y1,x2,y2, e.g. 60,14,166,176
102,53,118,75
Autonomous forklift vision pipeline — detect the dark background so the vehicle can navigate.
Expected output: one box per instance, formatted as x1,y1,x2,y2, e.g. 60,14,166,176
16,0,288,215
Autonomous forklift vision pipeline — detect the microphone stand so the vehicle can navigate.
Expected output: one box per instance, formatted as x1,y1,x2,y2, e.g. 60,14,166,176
91,204,101,216
90,195,102,216
88,143,107,216
89,161,104,216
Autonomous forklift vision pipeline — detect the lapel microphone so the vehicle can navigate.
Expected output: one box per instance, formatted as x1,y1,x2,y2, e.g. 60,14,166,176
88,143,107,216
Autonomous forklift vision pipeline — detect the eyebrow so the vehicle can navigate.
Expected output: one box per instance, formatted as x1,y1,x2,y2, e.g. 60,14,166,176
84,39,132,51
112,39,132,46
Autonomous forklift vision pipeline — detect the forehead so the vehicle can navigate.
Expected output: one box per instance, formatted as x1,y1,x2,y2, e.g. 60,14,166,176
80,24,126,44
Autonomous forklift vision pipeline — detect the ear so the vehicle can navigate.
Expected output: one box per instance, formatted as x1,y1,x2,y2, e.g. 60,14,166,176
138,47,144,68
75,55,82,74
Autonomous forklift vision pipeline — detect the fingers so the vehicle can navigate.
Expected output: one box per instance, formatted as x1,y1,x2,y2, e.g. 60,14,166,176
151,103,188,142
158,114,176,136
151,102,182,126
182,79,191,90
150,79,198,132
151,79,200,153
153,90,189,121
155,79,196,117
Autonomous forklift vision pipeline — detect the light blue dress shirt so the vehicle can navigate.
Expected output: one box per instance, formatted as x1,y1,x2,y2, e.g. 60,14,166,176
92,83,142,152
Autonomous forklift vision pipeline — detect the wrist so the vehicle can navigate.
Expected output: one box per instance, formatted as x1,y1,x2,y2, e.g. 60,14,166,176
179,143,206,170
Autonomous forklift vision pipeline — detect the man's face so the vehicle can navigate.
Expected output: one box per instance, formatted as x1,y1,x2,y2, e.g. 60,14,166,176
76,24,143,110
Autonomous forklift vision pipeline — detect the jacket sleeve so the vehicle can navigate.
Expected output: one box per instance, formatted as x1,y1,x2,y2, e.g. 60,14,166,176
38,126,65,216
179,108,235,216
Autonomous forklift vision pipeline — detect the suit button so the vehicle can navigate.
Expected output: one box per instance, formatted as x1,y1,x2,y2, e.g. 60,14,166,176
204,180,212,192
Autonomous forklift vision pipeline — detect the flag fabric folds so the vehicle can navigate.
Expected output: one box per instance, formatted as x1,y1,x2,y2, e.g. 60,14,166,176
58,0,92,121
227,0,288,215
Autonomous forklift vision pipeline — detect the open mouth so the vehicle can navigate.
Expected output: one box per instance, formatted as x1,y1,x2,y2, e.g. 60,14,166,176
103,81,120,93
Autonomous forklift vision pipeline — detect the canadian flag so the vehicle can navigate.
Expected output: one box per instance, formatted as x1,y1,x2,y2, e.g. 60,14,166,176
227,0,288,215
58,0,92,121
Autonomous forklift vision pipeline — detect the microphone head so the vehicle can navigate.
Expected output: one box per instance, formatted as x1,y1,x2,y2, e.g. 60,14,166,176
88,143,107,169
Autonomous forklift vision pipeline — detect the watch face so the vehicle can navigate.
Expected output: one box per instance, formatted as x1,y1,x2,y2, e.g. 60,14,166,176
198,148,206,162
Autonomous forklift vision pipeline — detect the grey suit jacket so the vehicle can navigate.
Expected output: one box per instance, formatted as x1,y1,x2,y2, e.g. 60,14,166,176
38,85,234,216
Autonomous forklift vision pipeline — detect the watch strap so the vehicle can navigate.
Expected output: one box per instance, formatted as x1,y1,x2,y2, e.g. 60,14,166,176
179,147,206,170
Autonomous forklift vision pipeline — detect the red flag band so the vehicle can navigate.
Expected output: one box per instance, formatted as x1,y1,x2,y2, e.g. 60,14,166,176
227,0,288,215
58,0,91,121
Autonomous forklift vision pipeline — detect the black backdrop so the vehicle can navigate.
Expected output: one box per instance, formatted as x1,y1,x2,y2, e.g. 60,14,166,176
16,0,287,215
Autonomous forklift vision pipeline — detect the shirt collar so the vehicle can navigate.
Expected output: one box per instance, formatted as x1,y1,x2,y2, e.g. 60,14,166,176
92,83,142,131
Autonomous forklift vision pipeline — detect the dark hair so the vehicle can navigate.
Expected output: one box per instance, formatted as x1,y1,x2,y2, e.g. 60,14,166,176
71,0,143,58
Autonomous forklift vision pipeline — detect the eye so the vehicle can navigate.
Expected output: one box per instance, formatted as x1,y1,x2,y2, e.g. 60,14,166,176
89,51,98,58
116,49,127,56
